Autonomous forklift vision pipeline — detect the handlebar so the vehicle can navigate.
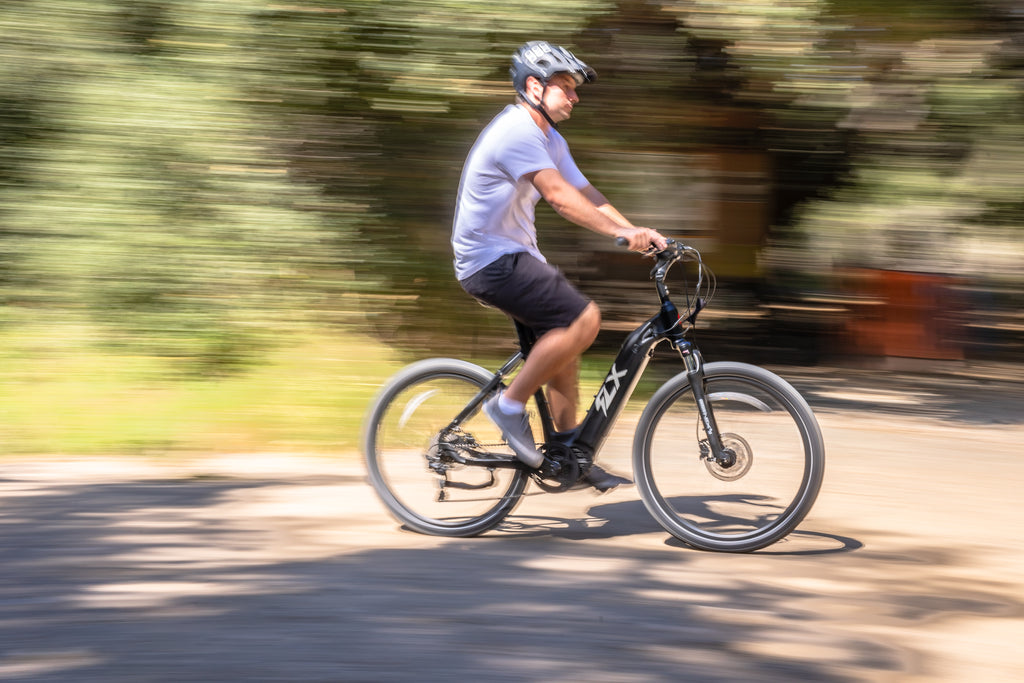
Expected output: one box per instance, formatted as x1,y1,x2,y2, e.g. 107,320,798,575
614,236,700,269
614,236,712,324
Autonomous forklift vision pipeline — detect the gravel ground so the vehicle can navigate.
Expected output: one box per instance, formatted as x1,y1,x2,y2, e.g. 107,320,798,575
1,363,1022,682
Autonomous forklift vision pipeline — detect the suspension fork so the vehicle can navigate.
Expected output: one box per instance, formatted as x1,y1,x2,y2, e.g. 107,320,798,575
676,341,734,467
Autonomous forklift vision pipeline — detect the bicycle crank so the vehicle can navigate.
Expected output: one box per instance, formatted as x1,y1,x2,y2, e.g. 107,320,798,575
532,442,583,493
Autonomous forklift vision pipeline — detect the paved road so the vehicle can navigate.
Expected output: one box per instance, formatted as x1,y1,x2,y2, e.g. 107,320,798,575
2,365,1023,681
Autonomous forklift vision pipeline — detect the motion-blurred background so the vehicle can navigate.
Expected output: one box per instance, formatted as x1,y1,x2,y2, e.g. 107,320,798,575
1,0,1021,456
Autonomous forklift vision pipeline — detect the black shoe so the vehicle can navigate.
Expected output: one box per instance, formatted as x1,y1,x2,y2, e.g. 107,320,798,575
584,464,632,492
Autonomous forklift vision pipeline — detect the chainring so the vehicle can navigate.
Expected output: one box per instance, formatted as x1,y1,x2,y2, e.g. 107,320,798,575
532,442,583,493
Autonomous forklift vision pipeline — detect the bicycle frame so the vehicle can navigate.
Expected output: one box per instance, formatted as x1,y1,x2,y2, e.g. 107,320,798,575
442,242,732,471
366,240,823,546
562,301,683,455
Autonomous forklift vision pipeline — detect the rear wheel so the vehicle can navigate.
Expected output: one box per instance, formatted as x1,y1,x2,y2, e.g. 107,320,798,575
363,359,529,536
633,362,824,552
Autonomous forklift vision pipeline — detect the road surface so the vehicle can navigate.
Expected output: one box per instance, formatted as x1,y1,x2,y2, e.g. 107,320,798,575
2,365,1023,681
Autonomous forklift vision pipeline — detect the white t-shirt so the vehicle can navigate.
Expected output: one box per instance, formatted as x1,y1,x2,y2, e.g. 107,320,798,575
451,104,589,281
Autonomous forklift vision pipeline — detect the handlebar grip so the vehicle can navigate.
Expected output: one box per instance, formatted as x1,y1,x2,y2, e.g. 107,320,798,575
615,236,678,253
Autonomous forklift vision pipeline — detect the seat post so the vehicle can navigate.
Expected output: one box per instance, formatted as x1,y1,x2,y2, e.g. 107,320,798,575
512,319,537,358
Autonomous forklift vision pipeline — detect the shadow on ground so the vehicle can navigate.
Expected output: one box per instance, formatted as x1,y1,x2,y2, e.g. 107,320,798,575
1,472,1019,681
776,364,1024,425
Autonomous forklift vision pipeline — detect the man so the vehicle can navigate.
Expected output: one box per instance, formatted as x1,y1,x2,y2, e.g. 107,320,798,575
451,41,667,491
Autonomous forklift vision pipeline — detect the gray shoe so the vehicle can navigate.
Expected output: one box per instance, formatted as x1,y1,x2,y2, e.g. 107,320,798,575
483,393,544,468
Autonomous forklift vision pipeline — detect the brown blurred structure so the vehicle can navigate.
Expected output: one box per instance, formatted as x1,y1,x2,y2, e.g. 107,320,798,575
843,270,965,361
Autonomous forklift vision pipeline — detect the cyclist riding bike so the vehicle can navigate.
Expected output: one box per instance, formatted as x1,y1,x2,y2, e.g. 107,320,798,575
451,40,668,491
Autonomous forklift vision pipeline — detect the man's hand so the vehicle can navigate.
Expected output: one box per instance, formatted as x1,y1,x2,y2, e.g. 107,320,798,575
618,226,668,253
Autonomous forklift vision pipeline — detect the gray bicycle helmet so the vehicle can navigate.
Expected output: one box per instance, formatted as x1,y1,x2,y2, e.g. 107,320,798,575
510,40,597,99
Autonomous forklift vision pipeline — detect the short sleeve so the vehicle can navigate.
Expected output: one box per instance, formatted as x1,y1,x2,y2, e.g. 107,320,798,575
495,123,557,182
549,130,588,189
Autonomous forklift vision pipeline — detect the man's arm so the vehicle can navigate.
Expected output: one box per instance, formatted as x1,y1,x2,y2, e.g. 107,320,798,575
529,168,666,252
581,184,642,232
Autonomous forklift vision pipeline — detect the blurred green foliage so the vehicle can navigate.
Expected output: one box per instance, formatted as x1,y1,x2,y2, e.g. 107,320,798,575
1,0,1022,453
0,0,368,370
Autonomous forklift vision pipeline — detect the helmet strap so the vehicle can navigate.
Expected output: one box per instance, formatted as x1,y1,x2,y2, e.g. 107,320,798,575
525,81,559,130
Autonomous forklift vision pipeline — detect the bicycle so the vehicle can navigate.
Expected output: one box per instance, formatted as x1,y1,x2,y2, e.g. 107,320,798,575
363,239,825,552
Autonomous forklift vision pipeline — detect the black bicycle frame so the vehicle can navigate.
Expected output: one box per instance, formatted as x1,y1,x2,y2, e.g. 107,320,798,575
444,243,730,469
556,296,702,458
531,252,729,466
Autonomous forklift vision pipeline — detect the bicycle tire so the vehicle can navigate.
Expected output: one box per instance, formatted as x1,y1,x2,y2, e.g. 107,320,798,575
363,358,529,537
633,361,824,552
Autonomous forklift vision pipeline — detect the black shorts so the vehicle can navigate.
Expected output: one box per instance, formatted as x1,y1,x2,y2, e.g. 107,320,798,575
460,252,591,337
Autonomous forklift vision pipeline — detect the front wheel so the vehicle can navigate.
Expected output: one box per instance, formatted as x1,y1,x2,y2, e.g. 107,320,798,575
633,362,824,552
363,358,529,537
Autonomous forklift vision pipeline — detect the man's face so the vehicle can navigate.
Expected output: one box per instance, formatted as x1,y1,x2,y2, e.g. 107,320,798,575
527,73,579,122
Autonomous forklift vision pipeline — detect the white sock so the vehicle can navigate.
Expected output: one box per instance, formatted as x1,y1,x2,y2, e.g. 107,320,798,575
498,394,526,415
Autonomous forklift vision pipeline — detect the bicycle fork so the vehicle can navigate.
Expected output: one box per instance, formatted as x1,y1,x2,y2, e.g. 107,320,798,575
677,342,735,468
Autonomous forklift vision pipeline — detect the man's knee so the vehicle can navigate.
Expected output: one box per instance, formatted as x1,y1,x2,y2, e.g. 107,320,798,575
574,302,601,342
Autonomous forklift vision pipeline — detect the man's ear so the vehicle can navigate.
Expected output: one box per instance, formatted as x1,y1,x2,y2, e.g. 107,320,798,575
524,75,544,103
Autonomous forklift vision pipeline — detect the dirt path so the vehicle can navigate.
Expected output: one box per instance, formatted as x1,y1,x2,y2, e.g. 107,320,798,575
2,367,1023,681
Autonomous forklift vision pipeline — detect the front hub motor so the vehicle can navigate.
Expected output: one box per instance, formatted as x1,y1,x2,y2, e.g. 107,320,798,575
705,432,753,481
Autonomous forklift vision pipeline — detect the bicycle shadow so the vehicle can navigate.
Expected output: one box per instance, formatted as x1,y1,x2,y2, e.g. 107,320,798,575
3,465,1016,681
494,496,861,555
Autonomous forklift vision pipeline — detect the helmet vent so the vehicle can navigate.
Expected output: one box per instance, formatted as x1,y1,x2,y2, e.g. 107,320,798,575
510,41,596,96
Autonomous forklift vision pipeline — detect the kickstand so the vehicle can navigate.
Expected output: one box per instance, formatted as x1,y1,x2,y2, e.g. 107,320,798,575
437,469,497,502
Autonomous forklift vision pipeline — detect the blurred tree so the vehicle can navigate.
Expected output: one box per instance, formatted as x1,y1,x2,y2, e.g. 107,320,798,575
770,1,1024,282
1,0,1021,367
0,1,360,372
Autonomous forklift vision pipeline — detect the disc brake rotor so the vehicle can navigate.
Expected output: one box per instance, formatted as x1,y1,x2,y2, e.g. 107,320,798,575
704,432,753,481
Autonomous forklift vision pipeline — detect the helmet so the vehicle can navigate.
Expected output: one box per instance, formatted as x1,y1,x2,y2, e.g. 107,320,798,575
510,41,597,99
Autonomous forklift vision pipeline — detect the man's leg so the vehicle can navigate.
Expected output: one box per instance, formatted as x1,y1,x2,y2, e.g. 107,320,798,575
546,356,580,432
504,302,600,430
503,302,630,491
484,297,629,490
